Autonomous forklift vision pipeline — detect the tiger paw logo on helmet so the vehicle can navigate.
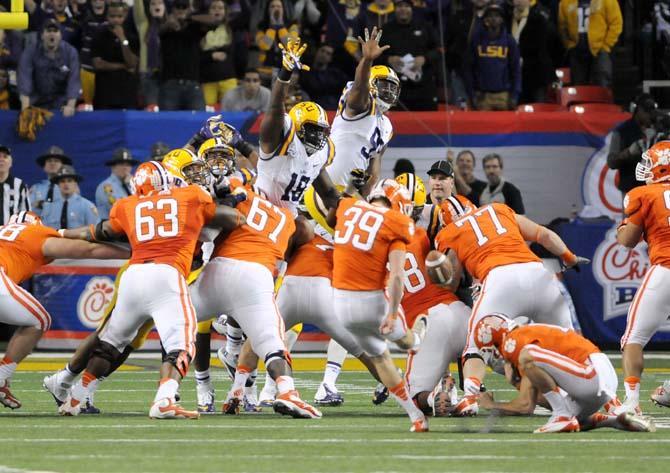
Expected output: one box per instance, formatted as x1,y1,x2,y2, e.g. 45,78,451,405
77,277,115,329
477,324,493,345
504,338,516,354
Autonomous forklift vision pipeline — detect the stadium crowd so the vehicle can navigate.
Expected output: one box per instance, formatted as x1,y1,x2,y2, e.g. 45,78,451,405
0,0,626,112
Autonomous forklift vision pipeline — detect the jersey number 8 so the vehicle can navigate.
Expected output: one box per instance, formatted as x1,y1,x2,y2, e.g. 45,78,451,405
135,198,179,242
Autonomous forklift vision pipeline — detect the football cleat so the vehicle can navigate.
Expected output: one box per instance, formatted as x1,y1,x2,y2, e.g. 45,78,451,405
217,347,238,380
613,397,642,416
43,373,70,407
259,382,277,407
149,398,199,419
0,379,21,409
243,385,262,413
372,382,389,405
533,415,580,434
80,399,101,415
222,388,243,415
617,412,656,432
273,390,323,419
314,382,344,406
196,382,216,414
58,397,82,416
451,395,479,417
442,374,459,405
410,417,429,433
651,381,670,408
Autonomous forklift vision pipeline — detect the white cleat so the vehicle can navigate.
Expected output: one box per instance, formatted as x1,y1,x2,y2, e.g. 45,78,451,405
273,390,322,419
617,412,656,432
259,382,277,407
533,415,580,434
43,374,70,408
451,395,479,417
58,397,83,416
410,417,429,433
613,397,642,416
243,385,262,413
149,397,199,419
196,382,216,414
651,381,670,408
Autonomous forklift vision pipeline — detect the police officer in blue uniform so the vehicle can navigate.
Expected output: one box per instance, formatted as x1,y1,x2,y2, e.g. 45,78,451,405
42,165,99,229
29,146,72,216
95,148,138,219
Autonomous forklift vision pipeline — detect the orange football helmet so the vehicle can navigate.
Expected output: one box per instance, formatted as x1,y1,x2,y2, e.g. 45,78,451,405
439,195,476,226
367,178,413,216
132,161,172,197
8,211,42,225
637,141,670,184
473,313,517,352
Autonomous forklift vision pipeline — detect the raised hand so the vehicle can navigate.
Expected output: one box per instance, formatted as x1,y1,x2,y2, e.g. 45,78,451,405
278,37,310,73
357,27,390,61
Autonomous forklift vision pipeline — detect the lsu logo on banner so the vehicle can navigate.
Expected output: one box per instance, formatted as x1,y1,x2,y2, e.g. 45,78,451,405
77,277,115,329
582,132,623,219
592,227,649,321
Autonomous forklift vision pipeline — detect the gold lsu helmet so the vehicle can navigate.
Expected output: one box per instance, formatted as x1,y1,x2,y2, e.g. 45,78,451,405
198,137,236,178
395,172,426,222
369,65,400,113
288,101,330,156
162,148,210,187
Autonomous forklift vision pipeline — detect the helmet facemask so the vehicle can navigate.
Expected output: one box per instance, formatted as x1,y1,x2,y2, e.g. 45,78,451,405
372,78,400,113
299,123,329,156
636,147,670,184
182,160,212,187
411,205,424,223
203,148,235,179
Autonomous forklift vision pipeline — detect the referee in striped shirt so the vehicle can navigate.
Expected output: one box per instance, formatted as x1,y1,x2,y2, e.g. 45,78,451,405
0,145,31,224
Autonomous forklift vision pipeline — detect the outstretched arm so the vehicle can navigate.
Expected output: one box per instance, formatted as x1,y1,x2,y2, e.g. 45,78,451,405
260,38,310,154
313,168,341,212
42,238,130,260
345,27,389,117
516,214,589,270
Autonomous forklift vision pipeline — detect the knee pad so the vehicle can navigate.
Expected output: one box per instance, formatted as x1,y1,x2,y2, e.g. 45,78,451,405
92,340,122,365
164,350,192,378
264,349,291,368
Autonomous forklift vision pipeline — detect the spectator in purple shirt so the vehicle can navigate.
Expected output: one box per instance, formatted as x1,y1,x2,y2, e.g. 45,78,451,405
77,0,107,106
25,0,82,49
18,19,80,117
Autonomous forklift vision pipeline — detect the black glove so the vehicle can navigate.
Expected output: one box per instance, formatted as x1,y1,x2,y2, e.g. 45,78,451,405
350,168,370,191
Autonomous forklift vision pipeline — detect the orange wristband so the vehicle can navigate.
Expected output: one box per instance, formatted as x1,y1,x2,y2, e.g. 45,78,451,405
561,250,577,266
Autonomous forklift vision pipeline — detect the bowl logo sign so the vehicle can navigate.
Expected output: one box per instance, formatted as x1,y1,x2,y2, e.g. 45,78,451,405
582,132,623,219
77,277,115,329
592,227,649,321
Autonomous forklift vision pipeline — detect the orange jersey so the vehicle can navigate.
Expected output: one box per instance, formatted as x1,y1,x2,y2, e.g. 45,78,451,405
624,183,670,267
286,234,334,279
214,190,296,273
0,223,60,284
109,185,216,277
401,227,458,327
435,203,540,281
332,198,415,291
501,324,600,373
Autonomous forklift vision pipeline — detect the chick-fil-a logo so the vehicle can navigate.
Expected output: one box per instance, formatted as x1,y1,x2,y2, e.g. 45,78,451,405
592,227,649,321
582,132,623,219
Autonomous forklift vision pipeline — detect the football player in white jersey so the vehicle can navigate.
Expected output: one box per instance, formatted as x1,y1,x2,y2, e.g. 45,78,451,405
256,37,340,216
302,28,401,404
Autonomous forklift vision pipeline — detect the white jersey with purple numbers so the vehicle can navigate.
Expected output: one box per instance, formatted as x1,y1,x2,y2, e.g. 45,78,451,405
258,115,334,216
327,82,393,186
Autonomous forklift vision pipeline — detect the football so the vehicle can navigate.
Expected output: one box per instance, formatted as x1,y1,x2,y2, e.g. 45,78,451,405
425,250,453,286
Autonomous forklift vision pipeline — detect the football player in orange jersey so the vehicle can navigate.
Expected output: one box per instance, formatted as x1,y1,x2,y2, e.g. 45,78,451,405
433,201,589,417
326,179,429,432
616,141,670,415
0,211,129,409
189,180,323,419
394,173,472,416
473,313,654,433
59,161,244,419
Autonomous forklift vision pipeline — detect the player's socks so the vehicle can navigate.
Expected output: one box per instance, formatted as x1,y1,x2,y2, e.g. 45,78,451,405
463,377,481,397
624,376,641,403
71,372,97,403
276,375,296,394
225,326,244,356
246,369,257,388
322,340,347,388
155,378,180,402
195,370,211,385
58,364,79,386
389,381,424,422
0,356,17,382
231,365,251,392
543,387,571,417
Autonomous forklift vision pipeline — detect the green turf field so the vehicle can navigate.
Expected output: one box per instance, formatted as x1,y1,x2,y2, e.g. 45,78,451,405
1,356,669,473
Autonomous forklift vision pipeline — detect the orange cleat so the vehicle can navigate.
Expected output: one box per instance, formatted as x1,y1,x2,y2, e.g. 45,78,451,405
273,390,322,419
149,398,199,419
533,415,580,434
0,379,21,409
451,395,479,417
410,417,429,432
